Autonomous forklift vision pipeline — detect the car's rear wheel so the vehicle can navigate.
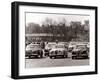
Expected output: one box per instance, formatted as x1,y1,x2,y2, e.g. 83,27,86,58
38,50,43,58
29,56,32,59
40,54,43,58
84,56,88,59
37,54,43,58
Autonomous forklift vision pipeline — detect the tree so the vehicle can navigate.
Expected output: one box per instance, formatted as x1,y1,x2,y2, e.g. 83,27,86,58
26,23,41,34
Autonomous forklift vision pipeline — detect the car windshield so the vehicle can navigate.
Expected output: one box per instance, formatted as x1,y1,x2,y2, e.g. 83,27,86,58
28,44,40,48
76,45,86,49
47,44,55,48
55,45,64,48
69,43,76,46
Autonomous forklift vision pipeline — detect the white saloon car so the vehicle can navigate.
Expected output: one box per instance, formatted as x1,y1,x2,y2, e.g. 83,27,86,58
49,44,68,59
44,43,56,56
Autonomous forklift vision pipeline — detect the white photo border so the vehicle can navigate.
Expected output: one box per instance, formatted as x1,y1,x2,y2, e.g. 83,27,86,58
19,5,96,76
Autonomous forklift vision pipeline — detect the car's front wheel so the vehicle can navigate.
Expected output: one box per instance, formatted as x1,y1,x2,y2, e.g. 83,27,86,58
50,56,55,59
38,50,43,58
64,55,68,58
72,56,76,59
40,54,43,58
37,55,42,58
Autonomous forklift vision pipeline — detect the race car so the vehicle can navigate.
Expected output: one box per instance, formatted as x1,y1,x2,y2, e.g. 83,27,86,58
44,43,56,56
25,43,43,58
68,42,77,52
49,44,68,59
72,44,89,59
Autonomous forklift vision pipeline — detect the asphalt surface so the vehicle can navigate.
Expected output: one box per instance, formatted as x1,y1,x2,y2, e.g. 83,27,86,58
25,56,89,68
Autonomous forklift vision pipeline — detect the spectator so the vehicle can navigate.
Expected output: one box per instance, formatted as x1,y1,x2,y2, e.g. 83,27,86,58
55,40,58,44
41,41,45,49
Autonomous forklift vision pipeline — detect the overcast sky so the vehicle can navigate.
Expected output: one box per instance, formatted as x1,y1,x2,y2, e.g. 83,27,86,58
26,12,89,26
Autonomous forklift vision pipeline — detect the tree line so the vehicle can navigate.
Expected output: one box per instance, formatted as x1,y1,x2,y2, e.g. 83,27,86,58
26,18,89,42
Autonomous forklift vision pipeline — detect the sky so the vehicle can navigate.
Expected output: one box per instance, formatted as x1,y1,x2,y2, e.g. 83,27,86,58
26,12,90,26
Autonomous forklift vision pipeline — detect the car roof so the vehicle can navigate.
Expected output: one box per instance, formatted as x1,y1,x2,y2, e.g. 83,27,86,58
56,43,65,45
48,43,56,44
76,44,87,46
29,43,39,46
76,44,86,46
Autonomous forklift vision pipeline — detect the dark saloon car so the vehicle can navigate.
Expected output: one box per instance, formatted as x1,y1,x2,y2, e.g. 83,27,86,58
25,43,43,58
72,44,89,59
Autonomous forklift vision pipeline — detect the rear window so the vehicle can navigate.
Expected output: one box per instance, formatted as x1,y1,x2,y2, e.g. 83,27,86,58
46,44,55,48
76,45,86,49
55,45,64,48
28,44,40,48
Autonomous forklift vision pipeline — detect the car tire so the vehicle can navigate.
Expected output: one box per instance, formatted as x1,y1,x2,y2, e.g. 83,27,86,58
64,55,68,58
29,56,31,59
38,55,40,58
38,51,43,58
84,56,88,59
50,56,52,59
72,56,76,59
40,54,43,58
50,56,55,59
38,54,42,58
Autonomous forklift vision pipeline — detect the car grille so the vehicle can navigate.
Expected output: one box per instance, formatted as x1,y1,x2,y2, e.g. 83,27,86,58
51,50,63,55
